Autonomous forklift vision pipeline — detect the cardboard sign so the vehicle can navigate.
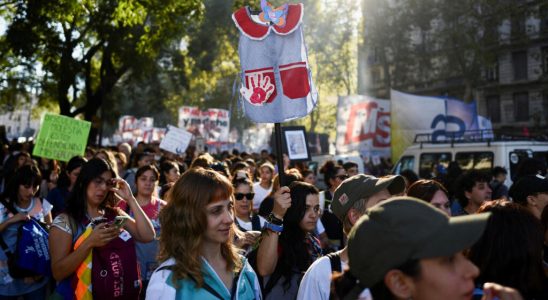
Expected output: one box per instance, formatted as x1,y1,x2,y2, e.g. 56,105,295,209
159,125,192,155
177,106,230,143
33,114,91,162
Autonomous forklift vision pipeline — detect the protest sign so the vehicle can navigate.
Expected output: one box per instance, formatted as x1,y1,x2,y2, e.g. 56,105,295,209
159,125,192,155
33,114,91,162
177,106,230,143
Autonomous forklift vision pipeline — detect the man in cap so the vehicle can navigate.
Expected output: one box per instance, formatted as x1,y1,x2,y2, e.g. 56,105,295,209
297,174,405,300
509,174,548,220
338,197,521,300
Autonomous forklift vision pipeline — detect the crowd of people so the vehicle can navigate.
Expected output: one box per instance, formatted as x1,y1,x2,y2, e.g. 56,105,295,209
0,139,547,300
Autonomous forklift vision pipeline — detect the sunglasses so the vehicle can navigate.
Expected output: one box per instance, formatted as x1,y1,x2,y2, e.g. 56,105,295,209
234,193,255,200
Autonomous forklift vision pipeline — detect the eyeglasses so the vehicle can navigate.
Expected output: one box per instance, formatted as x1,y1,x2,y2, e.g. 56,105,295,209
92,177,115,188
336,175,349,180
234,193,255,200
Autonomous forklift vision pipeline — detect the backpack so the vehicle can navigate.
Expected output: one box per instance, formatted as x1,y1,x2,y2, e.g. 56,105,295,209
0,200,50,279
91,209,142,299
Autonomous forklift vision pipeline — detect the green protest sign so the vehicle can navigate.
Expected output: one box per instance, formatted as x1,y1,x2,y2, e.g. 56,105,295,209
33,113,91,162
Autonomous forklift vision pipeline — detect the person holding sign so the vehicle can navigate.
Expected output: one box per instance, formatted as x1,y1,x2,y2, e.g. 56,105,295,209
252,181,322,299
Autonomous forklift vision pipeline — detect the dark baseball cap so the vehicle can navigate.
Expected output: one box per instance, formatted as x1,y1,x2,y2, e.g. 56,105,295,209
509,174,548,204
331,174,405,221
347,197,490,288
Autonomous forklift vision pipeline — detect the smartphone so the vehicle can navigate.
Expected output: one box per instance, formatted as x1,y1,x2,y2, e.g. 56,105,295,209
90,217,109,228
113,215,130,228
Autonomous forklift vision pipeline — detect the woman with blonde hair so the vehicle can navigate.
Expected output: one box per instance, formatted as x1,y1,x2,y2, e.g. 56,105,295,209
146,168,261,299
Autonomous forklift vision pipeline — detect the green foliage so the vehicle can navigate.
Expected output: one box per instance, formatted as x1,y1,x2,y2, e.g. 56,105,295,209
1,0,357,144
0,0,203,125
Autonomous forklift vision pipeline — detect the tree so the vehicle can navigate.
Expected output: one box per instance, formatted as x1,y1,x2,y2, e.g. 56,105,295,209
1,0,203,141
360,0,530,101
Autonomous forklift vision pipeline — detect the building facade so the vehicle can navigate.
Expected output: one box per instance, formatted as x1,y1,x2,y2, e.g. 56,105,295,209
360,0,548,137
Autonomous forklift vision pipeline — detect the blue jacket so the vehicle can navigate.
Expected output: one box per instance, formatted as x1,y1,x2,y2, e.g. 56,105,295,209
146,256,262,300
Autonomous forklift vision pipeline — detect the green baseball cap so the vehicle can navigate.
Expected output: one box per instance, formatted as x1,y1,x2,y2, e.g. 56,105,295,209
331,174,405,221
347,197,490,288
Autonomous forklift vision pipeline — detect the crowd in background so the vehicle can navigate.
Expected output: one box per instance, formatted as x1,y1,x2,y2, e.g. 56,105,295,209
0,138,546,299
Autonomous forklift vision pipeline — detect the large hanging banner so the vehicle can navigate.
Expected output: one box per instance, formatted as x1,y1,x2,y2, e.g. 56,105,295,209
335,95,391,159
391,90,480,161
177,106,230,143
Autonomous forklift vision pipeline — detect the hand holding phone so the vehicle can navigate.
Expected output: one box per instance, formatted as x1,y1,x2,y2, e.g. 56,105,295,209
113,215,130,228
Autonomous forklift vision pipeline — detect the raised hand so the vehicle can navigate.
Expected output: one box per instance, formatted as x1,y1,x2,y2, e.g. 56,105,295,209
109,178,134,202
272,186,291,219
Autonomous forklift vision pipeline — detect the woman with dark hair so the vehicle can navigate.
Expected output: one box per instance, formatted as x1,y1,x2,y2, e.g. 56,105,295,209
146,168,261,298
233,178,264,233
0,164,51,298
49,158,155,299
254,181,322,299
406,179,451,216
319,160,346,250
159,160,180,187
332,197,522,300
37,157,60,199
46,156,87,218
118,165,166,293
468,200,548,299
302,170,317,186
158,160,180,199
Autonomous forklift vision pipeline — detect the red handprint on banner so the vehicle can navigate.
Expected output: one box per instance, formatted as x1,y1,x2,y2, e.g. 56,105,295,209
240,73,275,106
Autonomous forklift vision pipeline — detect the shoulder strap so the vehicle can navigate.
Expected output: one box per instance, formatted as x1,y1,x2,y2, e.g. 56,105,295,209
0,234,11,255
251,214,261,231
157,265,225,299
327,252,342,273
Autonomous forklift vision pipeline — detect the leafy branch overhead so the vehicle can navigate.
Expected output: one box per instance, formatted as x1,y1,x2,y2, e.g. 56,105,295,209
1,0,203,121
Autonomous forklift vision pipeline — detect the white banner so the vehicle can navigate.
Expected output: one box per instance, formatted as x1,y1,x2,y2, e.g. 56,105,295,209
336,95,391,158
177,106,230,143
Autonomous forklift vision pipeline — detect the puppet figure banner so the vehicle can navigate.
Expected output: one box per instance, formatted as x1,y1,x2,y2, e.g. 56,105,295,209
233,2,317,123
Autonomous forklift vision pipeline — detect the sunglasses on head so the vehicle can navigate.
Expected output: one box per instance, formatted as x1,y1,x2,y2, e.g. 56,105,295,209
234,193,255,200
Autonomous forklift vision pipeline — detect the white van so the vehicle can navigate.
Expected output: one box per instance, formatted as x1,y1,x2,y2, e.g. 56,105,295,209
392,137,548,186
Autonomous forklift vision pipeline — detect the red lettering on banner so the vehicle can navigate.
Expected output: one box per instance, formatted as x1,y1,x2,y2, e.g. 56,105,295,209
345,102,390,147
374,111,390,147
345,102,378,144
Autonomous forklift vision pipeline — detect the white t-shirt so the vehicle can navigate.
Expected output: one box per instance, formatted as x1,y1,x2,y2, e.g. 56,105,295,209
252,182,272,210
316,219,325,235
297,251,372,300
235,215,266,231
